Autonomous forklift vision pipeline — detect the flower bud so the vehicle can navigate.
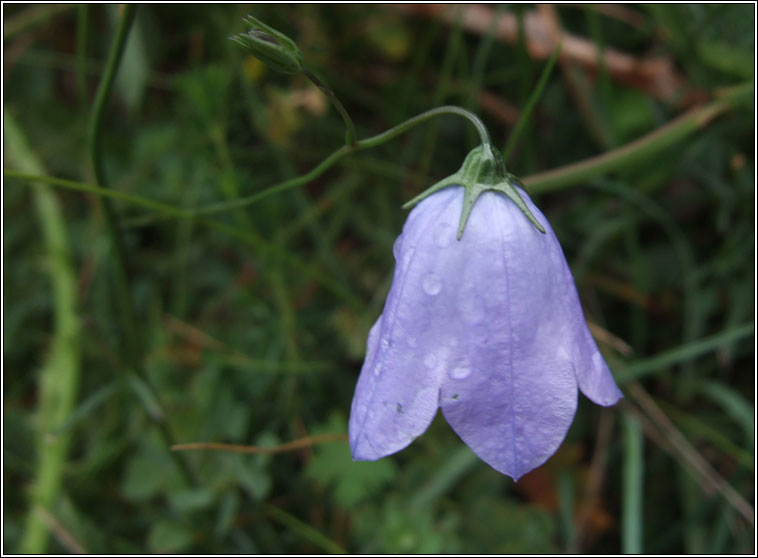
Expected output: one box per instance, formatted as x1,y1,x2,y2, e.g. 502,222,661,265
230,15,304,74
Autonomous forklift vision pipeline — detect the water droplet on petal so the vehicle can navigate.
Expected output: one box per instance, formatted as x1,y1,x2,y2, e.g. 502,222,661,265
434,222,454,248
407,336,418,348
450,358,472,379
373,363,383,376
421,272,442,295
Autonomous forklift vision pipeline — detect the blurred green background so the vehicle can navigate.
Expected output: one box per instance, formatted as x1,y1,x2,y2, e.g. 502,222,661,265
3,4,754,554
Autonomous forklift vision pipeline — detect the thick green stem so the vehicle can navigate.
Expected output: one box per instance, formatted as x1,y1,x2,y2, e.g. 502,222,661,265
6,110,82,555
523,83,753,194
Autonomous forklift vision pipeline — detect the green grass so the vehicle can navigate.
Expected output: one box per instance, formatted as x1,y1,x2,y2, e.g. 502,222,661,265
3,4,754,553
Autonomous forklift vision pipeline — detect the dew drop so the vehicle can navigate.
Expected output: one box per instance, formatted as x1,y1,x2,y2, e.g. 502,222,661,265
407,336,418,348
450,358,472,380
434,222,454,248
421,272,442,296
373,363,383,376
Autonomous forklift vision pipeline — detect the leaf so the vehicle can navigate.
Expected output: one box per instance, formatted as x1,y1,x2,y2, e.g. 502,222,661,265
110,5,149,114
306,412,396,510
121,431,184,501
147,520,194,553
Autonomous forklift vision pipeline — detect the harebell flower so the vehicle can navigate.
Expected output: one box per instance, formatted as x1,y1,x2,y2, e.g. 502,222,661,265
232,15,622,481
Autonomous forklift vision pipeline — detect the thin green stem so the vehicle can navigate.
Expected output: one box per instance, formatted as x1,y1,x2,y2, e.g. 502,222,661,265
85,4,138,363
8,82,749,226
622,413,644,554
76,5,89,110
304,68,357,146
264,504,346,554
83,5,195,485
194,105,491,216
360,105,491,150
3,170,193,217
503,42,562,163
2,170,363,310
616,322,754,383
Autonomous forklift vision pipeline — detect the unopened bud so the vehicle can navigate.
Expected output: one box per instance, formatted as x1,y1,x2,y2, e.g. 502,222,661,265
230,15,304,74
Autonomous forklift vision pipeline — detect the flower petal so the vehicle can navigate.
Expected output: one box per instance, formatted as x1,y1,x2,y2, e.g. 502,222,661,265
432,190,578,479
349,187,465,460
518,190,624,407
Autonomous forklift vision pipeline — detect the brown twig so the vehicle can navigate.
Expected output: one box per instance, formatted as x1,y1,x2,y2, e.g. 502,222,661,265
171,433,348,455
477,90,521,126
587,321,634,357
623,383,754,525
392,4,694,106
34,507,87,555
572,410,615,552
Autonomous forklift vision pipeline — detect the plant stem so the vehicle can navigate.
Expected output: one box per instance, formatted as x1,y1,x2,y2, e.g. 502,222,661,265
523,82,753,194
303,68,357,146
8,82,749,222
360,105,492,150
503,42,561,163
84,4,195,485
3,170,364,311
192,105,491,216
622,412,644,554
85,4,138,364
9,79,752,233
5,110,82,555
76,5,89,110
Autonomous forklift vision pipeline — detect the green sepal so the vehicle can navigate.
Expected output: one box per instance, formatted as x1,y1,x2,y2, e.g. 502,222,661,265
230,15,305,74
403,145,545,240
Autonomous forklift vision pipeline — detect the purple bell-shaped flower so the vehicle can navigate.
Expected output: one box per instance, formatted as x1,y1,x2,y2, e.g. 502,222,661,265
349,147,622,480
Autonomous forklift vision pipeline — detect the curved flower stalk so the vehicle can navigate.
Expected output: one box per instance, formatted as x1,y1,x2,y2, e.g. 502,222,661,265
349,185,623,480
